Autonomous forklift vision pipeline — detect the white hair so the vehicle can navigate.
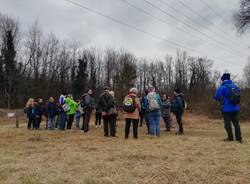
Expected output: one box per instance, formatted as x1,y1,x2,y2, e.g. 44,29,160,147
129,87,138,94
109,90,115,97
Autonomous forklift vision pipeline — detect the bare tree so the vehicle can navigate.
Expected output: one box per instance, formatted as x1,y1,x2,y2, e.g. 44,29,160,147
234,0,250,33
243,60,250,87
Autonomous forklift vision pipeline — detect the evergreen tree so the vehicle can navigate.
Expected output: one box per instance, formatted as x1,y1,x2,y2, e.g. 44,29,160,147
1,30,17,108
73,57,88,97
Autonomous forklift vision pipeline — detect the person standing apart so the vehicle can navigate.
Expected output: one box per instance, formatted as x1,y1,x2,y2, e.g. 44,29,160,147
146,86,162,137
214,73,242,143
162,94,172,132
171,89,185,135
123,88,141,139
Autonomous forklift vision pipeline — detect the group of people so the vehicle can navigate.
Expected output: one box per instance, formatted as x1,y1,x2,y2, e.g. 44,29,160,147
24,86,186,139
24,72,243,142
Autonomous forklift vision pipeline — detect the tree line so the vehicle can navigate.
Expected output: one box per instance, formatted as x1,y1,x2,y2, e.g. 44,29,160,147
0,11,250,119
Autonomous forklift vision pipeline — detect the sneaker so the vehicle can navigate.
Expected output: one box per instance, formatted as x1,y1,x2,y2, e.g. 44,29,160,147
95,125,98,128
99,125,102,128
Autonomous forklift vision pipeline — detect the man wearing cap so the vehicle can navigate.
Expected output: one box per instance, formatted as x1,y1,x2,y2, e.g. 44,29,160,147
214,73,242,143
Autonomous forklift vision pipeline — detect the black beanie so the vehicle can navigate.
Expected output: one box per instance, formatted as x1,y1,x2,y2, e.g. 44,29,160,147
221,73,230,81
175,88,181,94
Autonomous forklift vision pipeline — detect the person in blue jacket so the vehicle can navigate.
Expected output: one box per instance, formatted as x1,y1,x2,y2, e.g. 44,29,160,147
171,89,185,135
214,73,242,143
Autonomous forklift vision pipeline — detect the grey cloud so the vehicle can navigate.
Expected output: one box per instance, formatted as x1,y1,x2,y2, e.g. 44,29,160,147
0,0,249,75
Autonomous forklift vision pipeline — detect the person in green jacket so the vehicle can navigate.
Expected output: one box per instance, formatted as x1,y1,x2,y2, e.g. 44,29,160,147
65,95,78,129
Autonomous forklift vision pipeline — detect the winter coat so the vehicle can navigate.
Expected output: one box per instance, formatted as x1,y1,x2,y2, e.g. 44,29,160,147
95,99,102,113
81,93,95,112
25,105,39,119
65,97,78,115
171,94,185,114
123,93,141,120
46,102,58,118
141,96,148,112
37,103,45,117
162,99,171,117
214,80,240,112
97,91,115,113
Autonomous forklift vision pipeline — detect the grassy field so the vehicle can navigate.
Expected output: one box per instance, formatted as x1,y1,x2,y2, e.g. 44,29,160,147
0,113,250,184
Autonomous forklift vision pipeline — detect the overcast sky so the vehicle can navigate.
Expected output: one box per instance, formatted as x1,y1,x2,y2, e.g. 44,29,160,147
0,0,249,75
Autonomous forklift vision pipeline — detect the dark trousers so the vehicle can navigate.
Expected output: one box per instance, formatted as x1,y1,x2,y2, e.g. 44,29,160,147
103,115,116,137
139,112,144,127
27,117,37,129
125,118,139,139
163,116,171,131
222,112,242,141
67,114,75,129
37,116,42,129
95,112,102,126
82,111,91,132
174,111,183,133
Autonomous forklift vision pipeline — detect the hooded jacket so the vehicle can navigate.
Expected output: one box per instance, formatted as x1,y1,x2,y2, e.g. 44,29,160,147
214,80,240,112
65,97,78,115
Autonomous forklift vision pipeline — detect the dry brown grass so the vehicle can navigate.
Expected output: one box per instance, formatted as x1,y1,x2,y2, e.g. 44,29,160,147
0,113,250,184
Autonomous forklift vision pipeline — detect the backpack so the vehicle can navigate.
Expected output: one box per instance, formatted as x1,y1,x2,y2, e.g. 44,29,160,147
81,95,92,110
224,85,241,105
123,95,136,113
147,93,160,112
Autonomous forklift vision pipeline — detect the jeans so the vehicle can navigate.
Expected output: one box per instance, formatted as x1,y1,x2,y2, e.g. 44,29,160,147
75,117,80,129
59,111,67,130
48,117,56,130
125,118,139,139
103,115,116,137
222,111,242,141
174,111,183,134
148,111,161,136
